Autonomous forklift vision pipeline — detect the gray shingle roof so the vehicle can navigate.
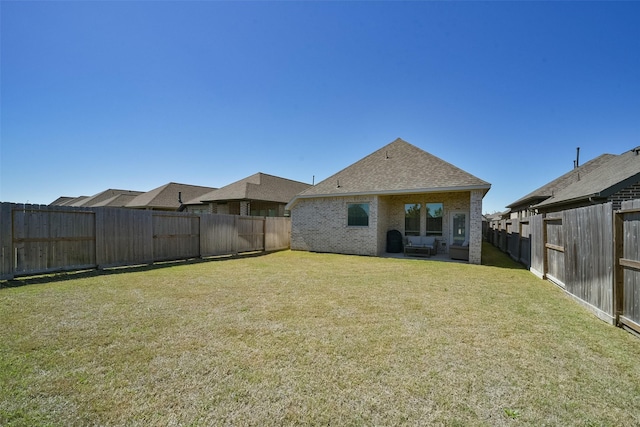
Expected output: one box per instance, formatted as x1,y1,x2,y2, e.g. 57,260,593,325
506,154,616,209
193,173,311,204
126,183,216,210
70,189,143,207
90,193,142,207
534,147,640,209
49,196,76,206
289,138,490,205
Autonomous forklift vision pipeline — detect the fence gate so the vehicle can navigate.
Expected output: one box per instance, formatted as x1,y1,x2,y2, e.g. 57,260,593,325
615,202,640,334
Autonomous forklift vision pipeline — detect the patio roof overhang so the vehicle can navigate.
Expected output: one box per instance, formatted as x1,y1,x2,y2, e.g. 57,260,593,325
286,184,491,210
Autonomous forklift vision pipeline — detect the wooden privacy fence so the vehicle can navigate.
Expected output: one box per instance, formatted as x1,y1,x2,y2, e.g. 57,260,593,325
488,201,640,334
0,203,291,280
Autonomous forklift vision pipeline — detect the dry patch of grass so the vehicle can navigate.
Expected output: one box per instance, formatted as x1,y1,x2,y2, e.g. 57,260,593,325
2,246,640,426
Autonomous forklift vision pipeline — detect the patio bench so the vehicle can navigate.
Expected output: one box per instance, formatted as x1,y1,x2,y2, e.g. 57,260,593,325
404,236,437,257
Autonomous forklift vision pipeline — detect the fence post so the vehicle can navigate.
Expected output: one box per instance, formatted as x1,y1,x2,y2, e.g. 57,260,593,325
542,213,548,280
613,211,624,325
0,203,14,280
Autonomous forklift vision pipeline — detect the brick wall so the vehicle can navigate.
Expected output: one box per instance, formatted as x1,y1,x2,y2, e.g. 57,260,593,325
607,181,640,210
291,191,484,263
290,195,379,256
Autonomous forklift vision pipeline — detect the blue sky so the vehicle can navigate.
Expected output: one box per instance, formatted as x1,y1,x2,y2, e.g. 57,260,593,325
1,1,639,213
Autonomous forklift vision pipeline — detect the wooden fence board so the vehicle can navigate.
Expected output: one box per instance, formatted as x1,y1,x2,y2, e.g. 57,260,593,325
265,217,291,251
200,214,237,256
529,215,544,278
563,204,613,317
518,220,532,267
11,205,96,275
152,213,200,261
237,217,264,253
95,208,154,267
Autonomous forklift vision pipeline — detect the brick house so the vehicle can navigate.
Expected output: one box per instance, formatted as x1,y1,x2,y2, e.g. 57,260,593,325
508,146,640,215
286,138,491,264
184,173,311,217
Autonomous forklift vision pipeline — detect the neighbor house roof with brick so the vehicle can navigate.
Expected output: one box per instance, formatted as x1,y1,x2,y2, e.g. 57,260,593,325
506,153,616,209
534,147,640,210
190,173,311,204
288,138,490,207
126,182,216,210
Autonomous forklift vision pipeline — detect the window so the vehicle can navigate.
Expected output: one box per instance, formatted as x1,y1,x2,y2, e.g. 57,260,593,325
426,203,443,235
348,203,369,226
405,203,421,236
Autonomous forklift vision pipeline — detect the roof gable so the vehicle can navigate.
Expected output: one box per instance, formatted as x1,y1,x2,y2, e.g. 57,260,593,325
292,138,490,201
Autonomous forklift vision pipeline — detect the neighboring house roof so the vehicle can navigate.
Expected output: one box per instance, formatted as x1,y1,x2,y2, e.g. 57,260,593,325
534,147,640,210
69,189,143,207
191,173,311,204
484,211,509,221
126,182,217,210
506,154,616,209
288,138,490,207
49,196,90,206
49,196,76,206
90,193,143,207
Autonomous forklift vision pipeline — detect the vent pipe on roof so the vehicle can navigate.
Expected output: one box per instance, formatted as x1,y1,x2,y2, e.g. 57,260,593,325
177,191,186,212
574,147,580,169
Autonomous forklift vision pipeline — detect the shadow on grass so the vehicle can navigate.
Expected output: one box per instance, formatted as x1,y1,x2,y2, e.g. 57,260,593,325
0,250,273,289
481,241,527,270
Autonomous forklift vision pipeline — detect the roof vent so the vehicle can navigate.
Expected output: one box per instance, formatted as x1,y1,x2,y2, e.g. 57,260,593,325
633,146,640,155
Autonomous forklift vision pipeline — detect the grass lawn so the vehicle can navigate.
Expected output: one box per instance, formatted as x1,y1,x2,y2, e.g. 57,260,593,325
2,244,640,426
